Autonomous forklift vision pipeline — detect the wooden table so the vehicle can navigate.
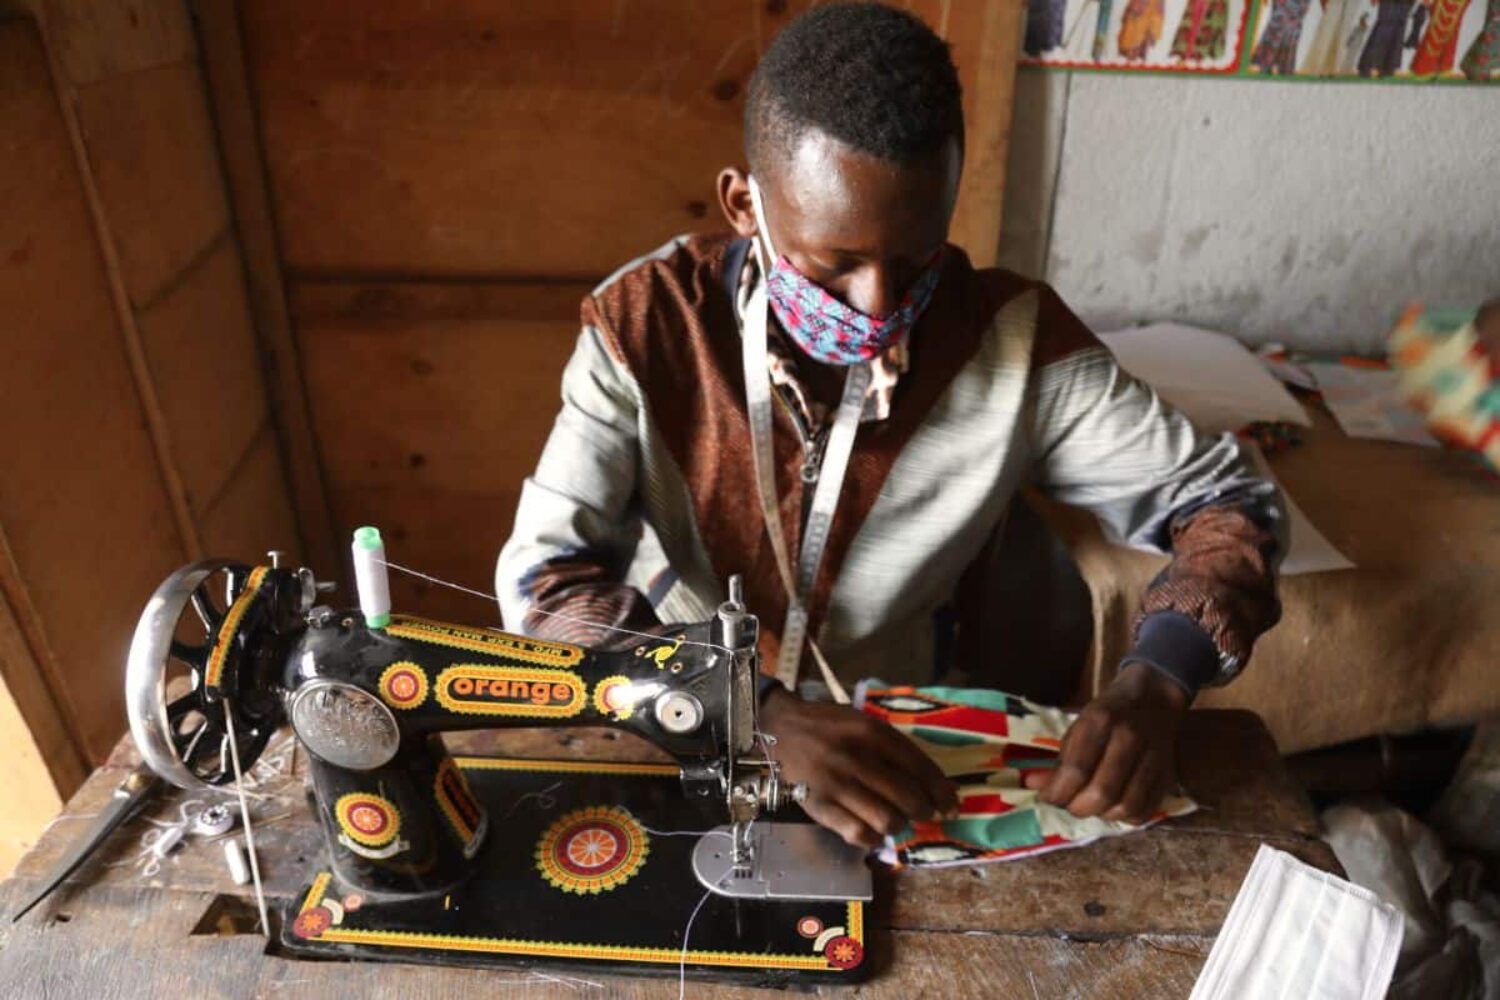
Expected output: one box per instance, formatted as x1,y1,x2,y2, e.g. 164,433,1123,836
0,710,1337,998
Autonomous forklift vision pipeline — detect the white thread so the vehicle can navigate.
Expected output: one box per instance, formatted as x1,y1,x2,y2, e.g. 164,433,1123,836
501,780,563,819
524,970,604,992
223,698,270,938
376,559,734,655
638,824,736,840
678,883,718,1000
33,811,100,840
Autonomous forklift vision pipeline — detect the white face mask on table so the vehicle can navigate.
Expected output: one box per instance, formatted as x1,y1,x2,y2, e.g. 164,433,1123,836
1190,844,1404,1000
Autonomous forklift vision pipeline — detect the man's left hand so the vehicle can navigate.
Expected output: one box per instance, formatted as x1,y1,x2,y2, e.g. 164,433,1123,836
1021,663,1189,823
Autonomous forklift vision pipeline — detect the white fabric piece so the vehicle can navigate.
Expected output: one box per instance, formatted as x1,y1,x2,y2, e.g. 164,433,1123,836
1191,844,1404,1000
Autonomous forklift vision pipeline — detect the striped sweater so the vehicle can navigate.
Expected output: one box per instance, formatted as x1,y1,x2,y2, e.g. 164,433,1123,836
497,234,1285,696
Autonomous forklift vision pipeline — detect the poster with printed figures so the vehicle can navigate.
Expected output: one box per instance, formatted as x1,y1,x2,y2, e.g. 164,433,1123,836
1021,0,1500,79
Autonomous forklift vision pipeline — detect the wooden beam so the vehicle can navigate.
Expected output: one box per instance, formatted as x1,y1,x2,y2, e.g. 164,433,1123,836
189,0,340,576
944,0,1026,267
32,0,205,564
0,525,88,797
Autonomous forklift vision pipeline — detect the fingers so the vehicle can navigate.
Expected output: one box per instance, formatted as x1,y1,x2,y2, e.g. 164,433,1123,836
1041,709,1112,808
1065,723,1144,818
866,722,960,814
802,794,883,849
760,698,960,846
848,753,945,824
831,778,914,842
1105,752,1172,824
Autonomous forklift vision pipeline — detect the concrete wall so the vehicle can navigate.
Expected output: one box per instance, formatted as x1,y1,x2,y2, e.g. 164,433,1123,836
999,72,1500,353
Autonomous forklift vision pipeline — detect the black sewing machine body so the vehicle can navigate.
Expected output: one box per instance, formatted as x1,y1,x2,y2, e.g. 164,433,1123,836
125,553,872,984
282,610,748,896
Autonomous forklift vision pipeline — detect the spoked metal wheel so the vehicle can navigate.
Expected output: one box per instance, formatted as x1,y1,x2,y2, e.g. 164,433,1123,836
125,560,282,789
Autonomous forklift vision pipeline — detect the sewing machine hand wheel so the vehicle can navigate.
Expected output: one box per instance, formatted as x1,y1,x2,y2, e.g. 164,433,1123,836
126,559,283,789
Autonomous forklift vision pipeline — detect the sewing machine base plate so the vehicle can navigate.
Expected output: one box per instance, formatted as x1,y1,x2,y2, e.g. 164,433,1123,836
279,755,870,984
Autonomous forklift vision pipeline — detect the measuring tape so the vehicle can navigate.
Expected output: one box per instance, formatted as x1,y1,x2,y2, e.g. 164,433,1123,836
741,276,867,702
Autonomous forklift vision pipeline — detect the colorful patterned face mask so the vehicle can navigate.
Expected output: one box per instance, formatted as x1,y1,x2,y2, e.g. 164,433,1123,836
854,682,1198,870
748,175,944,365
1390,304,1500,474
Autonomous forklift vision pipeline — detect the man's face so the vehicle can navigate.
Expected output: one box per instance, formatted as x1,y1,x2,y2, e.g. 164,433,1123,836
719,130,962,318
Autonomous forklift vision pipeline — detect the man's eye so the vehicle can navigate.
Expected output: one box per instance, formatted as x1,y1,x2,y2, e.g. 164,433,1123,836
811,258,854,278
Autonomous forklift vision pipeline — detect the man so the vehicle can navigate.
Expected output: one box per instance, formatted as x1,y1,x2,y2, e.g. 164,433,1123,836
498,3,1284,849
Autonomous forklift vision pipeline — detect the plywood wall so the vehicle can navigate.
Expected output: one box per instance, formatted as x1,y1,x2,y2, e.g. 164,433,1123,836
0,2,300,789
234,0,1023,624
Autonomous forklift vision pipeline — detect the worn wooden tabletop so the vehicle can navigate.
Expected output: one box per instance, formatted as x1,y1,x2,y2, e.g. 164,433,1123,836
0,709,1336,998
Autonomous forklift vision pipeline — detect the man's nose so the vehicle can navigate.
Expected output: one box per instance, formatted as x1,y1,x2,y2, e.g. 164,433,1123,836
846,266,903,318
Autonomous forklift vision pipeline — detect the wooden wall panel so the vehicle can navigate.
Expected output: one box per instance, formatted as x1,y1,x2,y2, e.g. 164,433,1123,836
71,58,231,306
945,0,1025,266
292,281,590,620
0,18,190,762
34,0,195,85
136,239,270,515
242,0,773,278
192,0,341,578
0,561,84,801
241,0,1016,279
0,667,63,877
1,2,305,791
198,423,302,564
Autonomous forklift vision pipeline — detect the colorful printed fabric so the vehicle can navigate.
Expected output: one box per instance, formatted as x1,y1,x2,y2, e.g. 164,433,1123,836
1094,0,1116,59
1252,0,1315,73
765,319,907,429
1304,0,1366,74
1026,0,1068,55
739,249,908,430
1460,0,1500,78
1390,305,1500,473
764,251,943,366
856,683,1198,870
1412,0,1474,73
1358,0,1415,77
1170,0,1230,60
1119,0,1166,59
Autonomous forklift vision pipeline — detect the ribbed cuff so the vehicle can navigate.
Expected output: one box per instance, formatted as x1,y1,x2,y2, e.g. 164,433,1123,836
1121,611,1220,699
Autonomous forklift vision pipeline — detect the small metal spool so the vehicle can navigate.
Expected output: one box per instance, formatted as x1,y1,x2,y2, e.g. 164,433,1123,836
193,804,235,837
653,692,704,734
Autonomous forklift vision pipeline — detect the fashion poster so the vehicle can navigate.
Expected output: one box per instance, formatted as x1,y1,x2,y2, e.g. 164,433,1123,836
1022,0,1255,71
1021,0,1500,78
1247,0,1500,79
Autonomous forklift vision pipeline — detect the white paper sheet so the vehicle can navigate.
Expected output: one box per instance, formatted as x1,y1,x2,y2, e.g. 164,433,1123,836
1099,323,1310,433
1247,446,1355,576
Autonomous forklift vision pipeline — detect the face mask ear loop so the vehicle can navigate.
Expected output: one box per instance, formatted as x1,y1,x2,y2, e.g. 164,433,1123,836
747,175,778,272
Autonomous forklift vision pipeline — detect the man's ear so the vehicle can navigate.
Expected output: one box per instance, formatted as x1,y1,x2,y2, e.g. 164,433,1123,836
717,167,759,239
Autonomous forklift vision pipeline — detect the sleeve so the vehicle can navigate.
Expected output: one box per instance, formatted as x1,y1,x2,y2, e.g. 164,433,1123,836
495,320,661,646
1027,287,1288,696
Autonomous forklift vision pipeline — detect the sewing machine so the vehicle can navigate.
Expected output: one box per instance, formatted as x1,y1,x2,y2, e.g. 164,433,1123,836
122,532,871,984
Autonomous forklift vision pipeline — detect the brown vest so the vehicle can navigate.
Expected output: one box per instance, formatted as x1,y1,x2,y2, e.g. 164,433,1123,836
582,234,1094,675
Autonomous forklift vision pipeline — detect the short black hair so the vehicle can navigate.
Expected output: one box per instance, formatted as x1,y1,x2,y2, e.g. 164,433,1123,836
745,3,963,175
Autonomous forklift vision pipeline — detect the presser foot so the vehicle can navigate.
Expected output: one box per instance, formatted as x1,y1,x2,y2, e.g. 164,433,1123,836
691,822,873,901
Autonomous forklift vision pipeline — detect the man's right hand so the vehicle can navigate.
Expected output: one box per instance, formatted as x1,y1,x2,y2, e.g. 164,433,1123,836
758,686,960,848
